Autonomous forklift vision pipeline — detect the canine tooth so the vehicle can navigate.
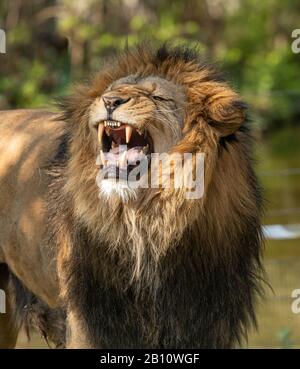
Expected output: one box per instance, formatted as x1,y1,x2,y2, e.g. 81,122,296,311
105,127,111,136
111,141,116,148
96,154,102,167
100,150,107,166
143,144,149,154
104,121,107,127
119,151,127,168
126,125,133,143
98,123,105,144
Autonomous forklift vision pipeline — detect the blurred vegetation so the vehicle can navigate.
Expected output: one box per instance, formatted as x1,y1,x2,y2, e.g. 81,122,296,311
0,0,300,132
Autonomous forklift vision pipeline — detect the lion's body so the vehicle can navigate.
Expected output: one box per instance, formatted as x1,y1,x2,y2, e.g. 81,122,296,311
0,45,263,349
0,110,62,304
0,110,65,347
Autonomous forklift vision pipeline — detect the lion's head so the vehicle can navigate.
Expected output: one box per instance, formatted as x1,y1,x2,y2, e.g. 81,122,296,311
61,44,247,206
89,75,186,200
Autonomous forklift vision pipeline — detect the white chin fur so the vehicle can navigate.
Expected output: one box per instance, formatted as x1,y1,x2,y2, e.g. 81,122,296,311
100,179,138,202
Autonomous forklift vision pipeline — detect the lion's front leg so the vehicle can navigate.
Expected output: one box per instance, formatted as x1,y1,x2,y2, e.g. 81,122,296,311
0,264,19,348
0,312,18,349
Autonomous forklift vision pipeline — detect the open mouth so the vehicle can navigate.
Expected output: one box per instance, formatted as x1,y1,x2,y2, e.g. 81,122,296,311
95,120,154,179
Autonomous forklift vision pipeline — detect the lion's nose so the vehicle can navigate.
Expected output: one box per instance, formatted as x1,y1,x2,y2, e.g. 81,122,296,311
102,96,130,113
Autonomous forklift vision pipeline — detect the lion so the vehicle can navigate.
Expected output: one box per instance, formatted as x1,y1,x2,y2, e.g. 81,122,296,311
0,44,263,349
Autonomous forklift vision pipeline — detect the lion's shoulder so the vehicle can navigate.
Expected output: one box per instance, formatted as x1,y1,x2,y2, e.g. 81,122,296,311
0,109,66,167
0,109,66,303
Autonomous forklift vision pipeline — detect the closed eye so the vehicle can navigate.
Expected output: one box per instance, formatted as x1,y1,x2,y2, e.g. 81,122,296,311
152,95,173,102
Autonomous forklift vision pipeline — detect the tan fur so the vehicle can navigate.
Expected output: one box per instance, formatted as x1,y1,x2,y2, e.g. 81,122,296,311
0,45,262,348
0,110,64,306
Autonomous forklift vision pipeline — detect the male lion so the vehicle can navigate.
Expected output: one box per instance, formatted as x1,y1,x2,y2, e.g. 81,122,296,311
0,45,263,349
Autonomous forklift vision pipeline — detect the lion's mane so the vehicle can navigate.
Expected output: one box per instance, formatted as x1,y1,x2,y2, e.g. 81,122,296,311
52,44,264,348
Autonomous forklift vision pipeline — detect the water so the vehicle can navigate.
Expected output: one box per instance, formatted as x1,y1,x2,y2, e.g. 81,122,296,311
247,132,300,348
16,131,300,348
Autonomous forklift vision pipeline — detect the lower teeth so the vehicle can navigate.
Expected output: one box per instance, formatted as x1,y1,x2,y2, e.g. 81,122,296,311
99,145,149,168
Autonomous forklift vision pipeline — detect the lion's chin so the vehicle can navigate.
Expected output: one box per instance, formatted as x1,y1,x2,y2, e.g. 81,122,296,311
99,179,138,202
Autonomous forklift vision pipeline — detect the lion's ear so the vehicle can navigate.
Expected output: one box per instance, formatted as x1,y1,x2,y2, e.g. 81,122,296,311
205,86,247,137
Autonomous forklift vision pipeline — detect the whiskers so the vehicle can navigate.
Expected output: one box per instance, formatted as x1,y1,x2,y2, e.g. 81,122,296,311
155,113,183,141
155,107,185,114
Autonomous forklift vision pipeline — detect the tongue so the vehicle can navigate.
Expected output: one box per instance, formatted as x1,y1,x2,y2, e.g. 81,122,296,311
105,146,145,166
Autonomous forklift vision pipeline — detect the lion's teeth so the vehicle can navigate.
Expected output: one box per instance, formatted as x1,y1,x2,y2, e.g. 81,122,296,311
142,144,149,154
105,127,111,136
100,150,107,166
103,120,122,128
106,120,116,127
96,154,102,167
98,123,105,144
125,125,133,143
119,151,127,168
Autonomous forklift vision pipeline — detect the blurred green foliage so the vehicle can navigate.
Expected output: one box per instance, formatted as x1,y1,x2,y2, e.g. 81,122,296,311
0,0,300,132
277,327,294,349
